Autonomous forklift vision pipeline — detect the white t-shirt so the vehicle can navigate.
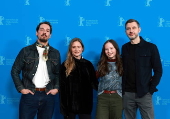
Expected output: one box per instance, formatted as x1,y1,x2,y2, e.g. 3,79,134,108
32,46,50,88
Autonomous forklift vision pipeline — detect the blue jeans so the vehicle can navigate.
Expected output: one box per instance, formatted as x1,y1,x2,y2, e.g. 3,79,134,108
19,91,55,119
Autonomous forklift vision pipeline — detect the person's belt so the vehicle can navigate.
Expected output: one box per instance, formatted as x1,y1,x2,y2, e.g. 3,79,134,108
103,90,117,94
35,88,46,91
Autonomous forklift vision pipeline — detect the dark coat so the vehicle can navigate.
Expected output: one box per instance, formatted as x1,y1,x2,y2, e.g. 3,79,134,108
59,57,98,116
121,36,162,97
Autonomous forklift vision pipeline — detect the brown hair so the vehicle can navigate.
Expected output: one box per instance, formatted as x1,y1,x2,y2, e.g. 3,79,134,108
64,38,84,77
36,21,52,34
125,19,140,29
97,39,123,77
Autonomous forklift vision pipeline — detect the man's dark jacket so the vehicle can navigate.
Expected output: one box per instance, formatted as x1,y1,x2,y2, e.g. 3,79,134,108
121,36,162,97
11,42,61,93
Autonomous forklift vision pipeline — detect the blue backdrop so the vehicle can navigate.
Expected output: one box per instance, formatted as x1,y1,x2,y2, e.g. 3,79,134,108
0,0,170,119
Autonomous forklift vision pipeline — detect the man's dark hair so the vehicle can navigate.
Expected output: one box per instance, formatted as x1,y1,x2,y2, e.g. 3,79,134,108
125,19,140,29
36,21,52,34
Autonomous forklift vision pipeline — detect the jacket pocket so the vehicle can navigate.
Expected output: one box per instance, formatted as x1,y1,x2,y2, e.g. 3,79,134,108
139,53,151,67
23,58,36,71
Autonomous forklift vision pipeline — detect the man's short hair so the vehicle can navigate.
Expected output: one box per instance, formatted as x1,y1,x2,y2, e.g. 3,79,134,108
36,21,52,34
125,19,140,29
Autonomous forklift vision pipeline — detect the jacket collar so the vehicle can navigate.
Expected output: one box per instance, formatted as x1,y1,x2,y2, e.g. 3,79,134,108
127,36,146,47
30,42,55,52
73,56,83,61
138,36,146,47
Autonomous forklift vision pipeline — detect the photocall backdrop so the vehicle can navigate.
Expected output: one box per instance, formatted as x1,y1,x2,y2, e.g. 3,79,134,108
0,0,170,119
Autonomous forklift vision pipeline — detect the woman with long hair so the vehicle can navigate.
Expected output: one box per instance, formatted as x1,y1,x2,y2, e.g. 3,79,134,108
96,39,123,119
60,38,98,119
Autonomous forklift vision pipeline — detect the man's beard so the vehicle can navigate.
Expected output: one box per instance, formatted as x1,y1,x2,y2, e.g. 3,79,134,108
38,33,48,43
129,34,138,41
39,38,47,43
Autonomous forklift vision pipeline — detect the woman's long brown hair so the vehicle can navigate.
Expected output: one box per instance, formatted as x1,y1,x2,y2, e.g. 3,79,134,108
64,38,84,77
97,39,123,77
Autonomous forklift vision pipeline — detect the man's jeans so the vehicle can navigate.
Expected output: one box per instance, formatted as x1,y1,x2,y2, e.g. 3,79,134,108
19,91,55,119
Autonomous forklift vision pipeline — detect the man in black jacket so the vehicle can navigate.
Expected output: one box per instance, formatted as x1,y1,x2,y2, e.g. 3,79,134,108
121,19,162,119
11,21,61,119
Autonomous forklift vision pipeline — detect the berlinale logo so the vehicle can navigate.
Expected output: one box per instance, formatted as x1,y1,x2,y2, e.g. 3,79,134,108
78,16,85,26
26,36,32,46
158,17,165,27
25,0,30,5
145,37,151,42
65,0,71,6
38,16,58,24
155,95,161,105
105,0,112,6
78,16,98,26
0,94,6,104
146,0,152,7
39,16,46,23
105,36,110,41
0,16,18,25
0,56,5,65
0,16,4,25
65,35,72,46
118,16,125,26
